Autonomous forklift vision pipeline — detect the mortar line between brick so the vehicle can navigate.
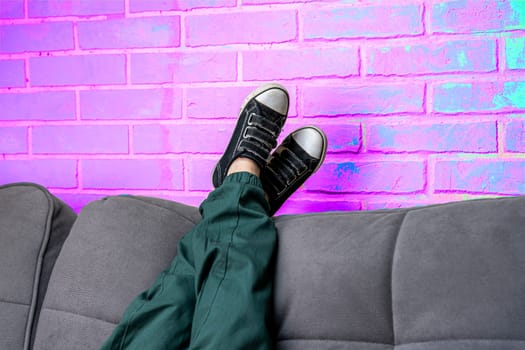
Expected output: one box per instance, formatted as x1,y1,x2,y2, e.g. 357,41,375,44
23,0,28,19
75,89,81,121
24,56,30,87
296,8,303,42
497,120,505,154
181,87,188,120
73,22,80,51
237,52,243,82
124,0,130,16
125,53,131,85
27,126,32,155
179,14,186,47
497,37,506,72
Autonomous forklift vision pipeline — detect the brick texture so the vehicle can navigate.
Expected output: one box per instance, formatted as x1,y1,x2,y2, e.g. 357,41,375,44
0,59,25,88
130,0,236,12
82,159,184,190
131,52,237,84
435,160,525,195
80,89,182,120
367,122,497,153
433,81,525,113
30,55,126,86
0,0,23,19
32,125,129,154
0,22,74,53
431,0,525,33
505,120,525,152
0,91,76,121
186,11,296,46
0,127,27,153
366,40,496,76
303,4,423,40
303,84,424,116
28,0,124,17
78,17,180,49
0,160,77,188
0,0,523,213
243,47,359,80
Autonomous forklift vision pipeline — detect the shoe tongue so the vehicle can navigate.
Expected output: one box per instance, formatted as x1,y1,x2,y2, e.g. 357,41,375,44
291,129,323,159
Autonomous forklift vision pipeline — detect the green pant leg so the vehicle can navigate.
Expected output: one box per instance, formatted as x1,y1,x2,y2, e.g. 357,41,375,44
100,228,198,350
189,172,277,350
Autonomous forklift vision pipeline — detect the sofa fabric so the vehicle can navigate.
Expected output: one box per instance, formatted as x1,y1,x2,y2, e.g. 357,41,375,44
29,193,525,350
32,196,201,350
0,183,76,350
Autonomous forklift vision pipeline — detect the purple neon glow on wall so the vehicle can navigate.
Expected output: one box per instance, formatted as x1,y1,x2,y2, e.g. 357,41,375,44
0,0,524,214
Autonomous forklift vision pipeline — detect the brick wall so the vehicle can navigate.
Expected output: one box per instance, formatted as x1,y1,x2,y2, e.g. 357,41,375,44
1,0,524,214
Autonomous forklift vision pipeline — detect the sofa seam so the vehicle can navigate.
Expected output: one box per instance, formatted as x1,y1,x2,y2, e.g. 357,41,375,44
390,211,409,347
39,306,117,326
97,196,200,226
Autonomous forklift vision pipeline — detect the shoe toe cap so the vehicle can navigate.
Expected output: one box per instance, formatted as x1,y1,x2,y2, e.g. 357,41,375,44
255,88,289,115
291,126,327,159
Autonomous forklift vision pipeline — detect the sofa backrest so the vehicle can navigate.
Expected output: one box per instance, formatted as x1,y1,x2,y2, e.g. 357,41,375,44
0,183,76,350
26,193,525,350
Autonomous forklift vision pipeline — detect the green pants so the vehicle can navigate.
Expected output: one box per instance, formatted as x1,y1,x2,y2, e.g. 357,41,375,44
101,172,277,350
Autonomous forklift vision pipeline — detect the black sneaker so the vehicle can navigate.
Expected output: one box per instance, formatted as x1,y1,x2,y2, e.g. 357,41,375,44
261,126,327,216
212,84,289,188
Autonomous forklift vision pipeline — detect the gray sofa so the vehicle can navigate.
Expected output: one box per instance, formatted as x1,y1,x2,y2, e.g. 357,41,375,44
2,182,525,350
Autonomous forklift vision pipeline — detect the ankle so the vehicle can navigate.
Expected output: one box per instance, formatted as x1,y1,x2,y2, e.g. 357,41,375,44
227,157,261,178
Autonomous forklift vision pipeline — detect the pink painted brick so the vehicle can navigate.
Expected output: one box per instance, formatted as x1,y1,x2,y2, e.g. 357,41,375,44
30,55,125,86
367,122,497,153
130,0,235,12
0,159,77,188
186,11,296,47
303,4,423,40
0,127,27,153
82,159,183,190
306,160,425,193
505,120,525,152
303,84,424,116
133,124,232,154
55,193,106,213
278,199,361,215
433,81,525,113
321,124,361,153
0,59,25,88
243,47,358,80
78,16,180,49
80,88,182,120
0,0,23,19
366,39,497,76
1,91,75,121
33,125,128,154
131,52,236,84
186,158,217,191
435,160,525,194
186,85,298,118
0,22,74,53
432,0,525,33
28,0,124,17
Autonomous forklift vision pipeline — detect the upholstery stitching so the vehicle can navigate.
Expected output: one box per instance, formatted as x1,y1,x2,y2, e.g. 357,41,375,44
390,211,409,347
39,306,116,326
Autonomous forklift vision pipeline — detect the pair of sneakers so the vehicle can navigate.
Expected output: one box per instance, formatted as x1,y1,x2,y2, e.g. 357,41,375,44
212,83,327,216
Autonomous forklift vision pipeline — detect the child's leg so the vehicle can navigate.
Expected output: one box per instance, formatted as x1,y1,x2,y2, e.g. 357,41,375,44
189,172,276,350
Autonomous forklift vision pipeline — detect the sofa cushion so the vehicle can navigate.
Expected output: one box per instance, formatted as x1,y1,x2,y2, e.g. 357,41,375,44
33,194,525,350
32,195,201,350
0,183,76,350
